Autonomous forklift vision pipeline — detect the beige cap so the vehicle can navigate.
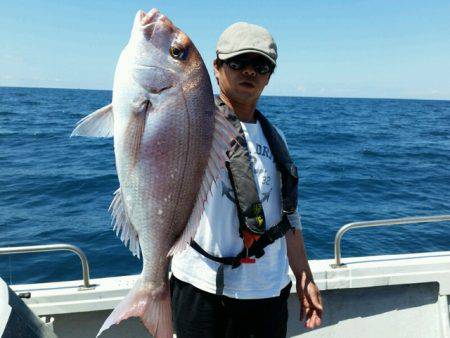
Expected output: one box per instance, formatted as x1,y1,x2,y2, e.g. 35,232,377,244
216,22,277,66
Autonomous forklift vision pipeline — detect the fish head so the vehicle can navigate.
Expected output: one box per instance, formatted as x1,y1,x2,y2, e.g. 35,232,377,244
111,8,214,175
117,8,209,98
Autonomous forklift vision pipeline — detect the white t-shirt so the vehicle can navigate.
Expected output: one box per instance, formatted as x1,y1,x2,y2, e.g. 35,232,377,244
171,120,301,299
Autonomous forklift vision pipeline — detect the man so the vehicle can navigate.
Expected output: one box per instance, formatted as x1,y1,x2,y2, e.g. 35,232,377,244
170,22,323,338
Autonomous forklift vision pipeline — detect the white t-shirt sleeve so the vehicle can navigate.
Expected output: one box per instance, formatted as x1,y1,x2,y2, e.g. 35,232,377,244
287,211,302,230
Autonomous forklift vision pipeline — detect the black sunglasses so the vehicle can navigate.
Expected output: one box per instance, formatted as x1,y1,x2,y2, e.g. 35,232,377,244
224,56,274,75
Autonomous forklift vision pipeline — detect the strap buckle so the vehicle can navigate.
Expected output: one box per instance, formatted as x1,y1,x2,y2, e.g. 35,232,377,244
239,248,256,264
240,257,256,264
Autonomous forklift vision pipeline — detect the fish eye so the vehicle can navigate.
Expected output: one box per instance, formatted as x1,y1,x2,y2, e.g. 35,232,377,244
169,45,188,60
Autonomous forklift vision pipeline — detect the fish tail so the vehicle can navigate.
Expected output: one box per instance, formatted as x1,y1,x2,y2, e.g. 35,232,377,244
97,280,173,338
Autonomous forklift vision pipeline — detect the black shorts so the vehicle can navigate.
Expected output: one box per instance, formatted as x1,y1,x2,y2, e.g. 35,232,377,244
170,275,292,338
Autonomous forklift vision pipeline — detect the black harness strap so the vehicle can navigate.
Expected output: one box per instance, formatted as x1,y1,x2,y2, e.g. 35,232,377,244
189,240,236,265
229,214,293,268
190,214,293,269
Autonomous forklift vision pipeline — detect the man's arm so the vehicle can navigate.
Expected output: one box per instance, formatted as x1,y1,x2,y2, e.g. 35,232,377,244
286,228,323,329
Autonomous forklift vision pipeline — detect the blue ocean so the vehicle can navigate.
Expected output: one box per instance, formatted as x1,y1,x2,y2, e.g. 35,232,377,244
1,86,449,285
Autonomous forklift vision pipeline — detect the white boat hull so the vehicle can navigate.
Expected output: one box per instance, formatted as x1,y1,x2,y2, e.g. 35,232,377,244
9,251,450,338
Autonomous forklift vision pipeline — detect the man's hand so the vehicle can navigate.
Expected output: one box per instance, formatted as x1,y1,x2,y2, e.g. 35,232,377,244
296,270,323,329
285,228,323,329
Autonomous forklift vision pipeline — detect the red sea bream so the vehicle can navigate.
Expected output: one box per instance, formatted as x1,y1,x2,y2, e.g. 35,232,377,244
72,8,236,338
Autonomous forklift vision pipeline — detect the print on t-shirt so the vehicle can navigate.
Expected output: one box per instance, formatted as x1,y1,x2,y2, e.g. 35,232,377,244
220,141,274,204
221,182,236,203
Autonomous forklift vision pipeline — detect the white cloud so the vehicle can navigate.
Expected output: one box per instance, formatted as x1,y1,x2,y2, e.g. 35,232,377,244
297,85,306,93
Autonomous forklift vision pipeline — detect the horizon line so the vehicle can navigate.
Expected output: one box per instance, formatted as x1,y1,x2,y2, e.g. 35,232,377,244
1,85,449,103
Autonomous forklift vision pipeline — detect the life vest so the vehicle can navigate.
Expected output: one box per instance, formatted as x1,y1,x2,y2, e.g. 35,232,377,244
189,97,299,294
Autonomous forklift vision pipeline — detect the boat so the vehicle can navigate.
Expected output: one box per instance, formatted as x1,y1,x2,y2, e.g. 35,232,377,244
1,215,449,337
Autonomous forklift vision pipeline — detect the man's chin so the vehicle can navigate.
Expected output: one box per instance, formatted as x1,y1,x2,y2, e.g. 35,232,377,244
235,86,261,98
234,91,259,103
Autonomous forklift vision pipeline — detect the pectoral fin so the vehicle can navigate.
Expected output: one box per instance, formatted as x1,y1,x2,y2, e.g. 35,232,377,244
125,100,150,168
71,103,114,137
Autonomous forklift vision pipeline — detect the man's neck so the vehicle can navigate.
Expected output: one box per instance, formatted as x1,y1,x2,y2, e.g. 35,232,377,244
219,93,257,123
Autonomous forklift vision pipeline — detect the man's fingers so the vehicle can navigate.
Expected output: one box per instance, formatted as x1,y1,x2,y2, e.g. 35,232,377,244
306,284,323,312
298,282,324,328
311,290,323,312
305,310,321,329
299,295,304,320
300,294,311,322
312,298,323,311
298,287,304,321
314,312,322,326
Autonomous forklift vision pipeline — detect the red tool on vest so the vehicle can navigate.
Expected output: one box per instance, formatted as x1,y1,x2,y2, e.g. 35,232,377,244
240,230,260,264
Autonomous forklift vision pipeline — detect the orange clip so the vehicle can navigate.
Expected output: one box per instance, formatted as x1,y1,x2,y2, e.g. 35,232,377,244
242,230,260,249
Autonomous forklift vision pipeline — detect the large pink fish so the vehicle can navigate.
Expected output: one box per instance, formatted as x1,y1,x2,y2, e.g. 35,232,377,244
72,8,236,338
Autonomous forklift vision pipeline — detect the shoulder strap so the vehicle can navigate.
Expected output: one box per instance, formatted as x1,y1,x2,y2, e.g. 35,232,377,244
256,110,298,214
215,97,266,235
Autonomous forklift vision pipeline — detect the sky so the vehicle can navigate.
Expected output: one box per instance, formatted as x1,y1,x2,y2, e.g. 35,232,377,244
1,0,449,100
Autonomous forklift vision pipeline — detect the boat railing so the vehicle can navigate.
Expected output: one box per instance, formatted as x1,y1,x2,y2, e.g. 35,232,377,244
0,243,93,289
332,214,450,268
2,217,449,285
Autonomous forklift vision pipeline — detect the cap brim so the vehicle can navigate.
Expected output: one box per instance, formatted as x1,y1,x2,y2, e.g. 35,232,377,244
217,49,276,66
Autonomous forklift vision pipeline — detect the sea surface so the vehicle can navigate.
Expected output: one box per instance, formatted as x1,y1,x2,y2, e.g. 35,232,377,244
1,86,449,285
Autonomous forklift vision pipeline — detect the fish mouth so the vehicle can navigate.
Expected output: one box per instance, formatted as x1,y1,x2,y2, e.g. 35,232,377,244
141,8,162,26
139,8,173,38
139,10,158,38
